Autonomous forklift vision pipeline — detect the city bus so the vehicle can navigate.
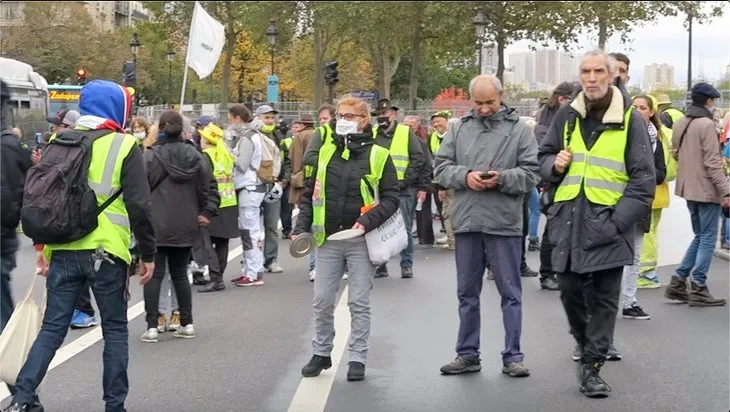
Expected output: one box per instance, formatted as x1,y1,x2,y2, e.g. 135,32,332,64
0,57,49,145
47,84,82,114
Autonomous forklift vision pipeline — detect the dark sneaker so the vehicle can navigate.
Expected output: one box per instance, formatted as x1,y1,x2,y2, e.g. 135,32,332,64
688,282,727,307
198,279,225,293
375,264,389,278
605,344,622,361
502,362,530,377
572,344,583,361
401,267,413,279
2,402,44,412
347,361,366,381
580,359,612,398
622,305,650,320
301,355,332,377
540,275,560,291
521,264,538,277
664,275,689,303
440,356,481,375
486,268,495,280
528,238,540,251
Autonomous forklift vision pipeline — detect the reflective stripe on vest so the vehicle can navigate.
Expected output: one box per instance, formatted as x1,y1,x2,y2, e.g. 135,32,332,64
311,144,390,247
203,148,237,208
46,132,137,263
429,131,441,155
554,109,632,206
373,124,410,180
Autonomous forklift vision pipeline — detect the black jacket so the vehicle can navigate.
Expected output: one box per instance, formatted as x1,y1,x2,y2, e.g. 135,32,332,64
144,137,219,248
538,85,656,274
418,138,434,190
294,128,400,238
1,129,32,242
374,121,425,193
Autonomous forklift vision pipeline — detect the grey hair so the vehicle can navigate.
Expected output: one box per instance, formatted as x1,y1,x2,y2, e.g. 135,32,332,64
580,49,618,77
469,74,504,96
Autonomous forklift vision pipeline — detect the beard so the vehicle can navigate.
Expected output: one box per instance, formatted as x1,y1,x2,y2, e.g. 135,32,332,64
584,86,609,101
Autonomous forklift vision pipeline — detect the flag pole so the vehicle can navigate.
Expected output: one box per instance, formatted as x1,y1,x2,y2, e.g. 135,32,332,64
179,2,198,110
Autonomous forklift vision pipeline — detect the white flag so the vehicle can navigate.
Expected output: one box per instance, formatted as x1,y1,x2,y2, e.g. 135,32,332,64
186,1,225,79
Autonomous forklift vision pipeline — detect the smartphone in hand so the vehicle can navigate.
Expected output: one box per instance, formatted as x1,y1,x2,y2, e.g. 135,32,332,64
479,171,497,180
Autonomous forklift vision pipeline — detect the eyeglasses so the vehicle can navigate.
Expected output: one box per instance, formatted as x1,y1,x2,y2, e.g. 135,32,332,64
337,113,365,121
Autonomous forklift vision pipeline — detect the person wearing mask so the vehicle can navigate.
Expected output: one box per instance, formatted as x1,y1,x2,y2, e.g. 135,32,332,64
533,82,576,291
619,95,670,321
293,95,399,382
665,83,729,307
289,113,318,281
432,112,456,250
130,116,150,143
435,75,539,378
9,80,156,412
0,80,32,404
538,50,655,398
255,104,288,274
404,115,435,246
227,104,268,287
655,93,684,130
197,123,238,293
370,99,425,278
141,110,218,343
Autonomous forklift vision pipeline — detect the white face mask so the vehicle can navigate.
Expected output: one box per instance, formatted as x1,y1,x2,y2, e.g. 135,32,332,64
133,132,146,140
335,119,359,136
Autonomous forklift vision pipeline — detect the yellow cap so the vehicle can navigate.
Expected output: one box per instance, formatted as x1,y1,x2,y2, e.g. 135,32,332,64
200,123,223,144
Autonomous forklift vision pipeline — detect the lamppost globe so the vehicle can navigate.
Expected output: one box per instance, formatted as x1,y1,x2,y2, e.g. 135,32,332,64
266,19,279,47
473,10,486,40
166,50,175,62
130,32,141,56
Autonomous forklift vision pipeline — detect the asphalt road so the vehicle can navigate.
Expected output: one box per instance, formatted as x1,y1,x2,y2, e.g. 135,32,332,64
2,222,729,411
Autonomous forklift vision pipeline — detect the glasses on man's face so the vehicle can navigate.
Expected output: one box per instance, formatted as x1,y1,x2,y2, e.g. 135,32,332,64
337,113,364,121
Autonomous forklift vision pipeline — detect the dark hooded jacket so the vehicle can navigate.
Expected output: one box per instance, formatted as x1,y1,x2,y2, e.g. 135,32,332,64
145,136,219,247
294,123,400,238
538,84,656,274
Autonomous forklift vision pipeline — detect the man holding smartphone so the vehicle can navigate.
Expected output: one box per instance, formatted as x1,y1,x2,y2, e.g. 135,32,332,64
434,74,540,378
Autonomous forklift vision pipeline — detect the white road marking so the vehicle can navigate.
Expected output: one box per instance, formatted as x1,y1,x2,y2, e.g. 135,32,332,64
287,285,350,412
0,246,245,402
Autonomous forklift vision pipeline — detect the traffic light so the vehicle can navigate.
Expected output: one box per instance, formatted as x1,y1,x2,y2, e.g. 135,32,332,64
324,61,339,85
122,61,136,87
76,68,87,85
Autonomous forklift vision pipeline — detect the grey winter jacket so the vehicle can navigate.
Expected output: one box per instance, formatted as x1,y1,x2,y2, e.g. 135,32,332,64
537,85,656,274
433,106,540,237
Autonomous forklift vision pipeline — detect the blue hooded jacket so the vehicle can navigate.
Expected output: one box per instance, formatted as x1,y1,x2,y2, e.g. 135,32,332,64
77,80,132,131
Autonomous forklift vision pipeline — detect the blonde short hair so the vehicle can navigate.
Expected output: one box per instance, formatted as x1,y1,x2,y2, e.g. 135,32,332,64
336,95,371,124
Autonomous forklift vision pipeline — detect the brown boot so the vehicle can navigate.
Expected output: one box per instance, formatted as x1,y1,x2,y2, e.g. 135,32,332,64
688,282,727,307
663,276,688,303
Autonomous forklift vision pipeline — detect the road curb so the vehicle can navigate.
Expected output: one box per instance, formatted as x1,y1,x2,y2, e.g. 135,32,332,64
713,248,729,262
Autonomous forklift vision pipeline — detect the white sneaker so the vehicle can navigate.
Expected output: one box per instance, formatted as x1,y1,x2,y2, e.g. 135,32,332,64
268,262,284,273
342,273,349,280
141,328,158,343
436,237,448,245
173,324,196,339
309,269,316,282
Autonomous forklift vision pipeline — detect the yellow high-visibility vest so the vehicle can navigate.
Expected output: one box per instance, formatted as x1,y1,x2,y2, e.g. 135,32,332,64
373,124,410,180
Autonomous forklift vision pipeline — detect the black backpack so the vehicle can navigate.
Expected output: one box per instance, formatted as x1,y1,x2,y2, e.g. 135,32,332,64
21,129,122,244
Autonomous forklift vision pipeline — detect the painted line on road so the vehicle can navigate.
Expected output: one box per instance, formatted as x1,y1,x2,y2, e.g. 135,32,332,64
0,245,245,403
287,285,350,412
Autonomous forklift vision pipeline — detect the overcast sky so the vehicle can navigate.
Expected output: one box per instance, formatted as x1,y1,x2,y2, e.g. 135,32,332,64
507,11,729,88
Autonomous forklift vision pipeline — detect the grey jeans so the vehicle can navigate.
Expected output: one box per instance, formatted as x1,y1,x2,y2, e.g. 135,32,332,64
263,199,281,267
312,237,375,364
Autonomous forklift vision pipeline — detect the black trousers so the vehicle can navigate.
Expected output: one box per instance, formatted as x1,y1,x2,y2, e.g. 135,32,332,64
558,267,622,361
75,286,95,317
144,247,193,329
433,188,445,232
416,192,435,245
538,222,554,280
209,236,230,281
520,195,529,270
280,186,292,235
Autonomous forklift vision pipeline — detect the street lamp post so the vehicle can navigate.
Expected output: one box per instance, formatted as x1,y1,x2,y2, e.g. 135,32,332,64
129,32,141,115
686,11,693,105
166,48,175,108
266,19,279,76
473,10,486,76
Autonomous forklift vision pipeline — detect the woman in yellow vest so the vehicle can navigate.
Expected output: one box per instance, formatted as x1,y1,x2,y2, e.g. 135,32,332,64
292,95,400,382
197,123,239,293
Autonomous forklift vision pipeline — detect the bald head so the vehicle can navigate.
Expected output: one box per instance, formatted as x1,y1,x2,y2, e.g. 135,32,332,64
469,75,504,118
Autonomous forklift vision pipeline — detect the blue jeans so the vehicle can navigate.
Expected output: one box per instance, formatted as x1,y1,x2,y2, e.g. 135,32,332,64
309,249,317,272
723,217,730,245
12,250,129,412
454,233,524,363
527,188,540,240
676,201,721,287
0,237,18,333
399,193,414,269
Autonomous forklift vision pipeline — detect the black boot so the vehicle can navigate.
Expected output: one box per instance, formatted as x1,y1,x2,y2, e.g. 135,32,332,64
347,361,366,381
301,355,332,377
198,277,225,293
579,358,611,398
540,274,560,291
375,264,389,278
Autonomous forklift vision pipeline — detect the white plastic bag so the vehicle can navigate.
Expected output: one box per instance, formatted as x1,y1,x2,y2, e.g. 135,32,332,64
0,276,46,385
365,209,408,265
